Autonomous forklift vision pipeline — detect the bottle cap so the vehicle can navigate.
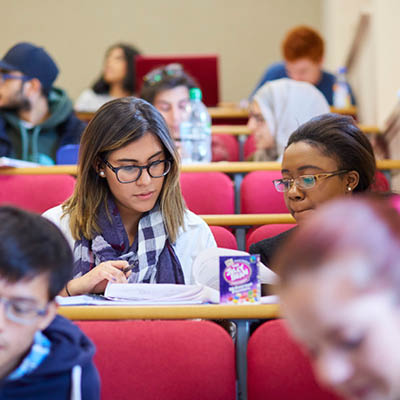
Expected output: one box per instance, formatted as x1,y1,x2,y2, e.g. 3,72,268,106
338,66,347,74
189,87,202,100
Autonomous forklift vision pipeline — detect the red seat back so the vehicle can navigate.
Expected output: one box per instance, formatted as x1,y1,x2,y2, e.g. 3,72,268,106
247,319,343,400
212,134,239,161
0,174,75,213
77,320,236,400
209,226,237,249
244,134,256,160
135,54,219,107
180,172,234,214
240,171,287,214
246,224,296,251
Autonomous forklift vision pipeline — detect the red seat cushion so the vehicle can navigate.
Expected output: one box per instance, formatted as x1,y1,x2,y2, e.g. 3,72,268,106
77,320,236,400
248,319,343,400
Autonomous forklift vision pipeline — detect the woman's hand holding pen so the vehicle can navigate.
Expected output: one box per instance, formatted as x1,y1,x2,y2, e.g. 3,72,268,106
65,260,132,295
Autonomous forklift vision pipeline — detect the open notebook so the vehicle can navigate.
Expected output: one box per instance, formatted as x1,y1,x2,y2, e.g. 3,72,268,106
57,248,278,305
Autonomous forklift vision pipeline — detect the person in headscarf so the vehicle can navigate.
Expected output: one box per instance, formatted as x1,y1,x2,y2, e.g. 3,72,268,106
247,78,330,161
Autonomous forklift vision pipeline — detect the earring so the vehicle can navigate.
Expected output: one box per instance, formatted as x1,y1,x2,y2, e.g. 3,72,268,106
347,186,352,192
99,171,106,177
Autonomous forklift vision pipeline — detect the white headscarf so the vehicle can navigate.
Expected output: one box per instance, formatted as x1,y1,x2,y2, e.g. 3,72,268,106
253,78,330,161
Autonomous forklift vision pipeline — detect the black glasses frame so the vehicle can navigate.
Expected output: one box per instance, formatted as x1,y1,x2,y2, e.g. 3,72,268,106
103,159,172,184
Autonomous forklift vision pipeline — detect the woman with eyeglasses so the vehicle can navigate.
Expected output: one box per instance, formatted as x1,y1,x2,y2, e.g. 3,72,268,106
44,97,216,296
75,43,140,112
247,78,330,161
250,113,376,270
140,64,197,146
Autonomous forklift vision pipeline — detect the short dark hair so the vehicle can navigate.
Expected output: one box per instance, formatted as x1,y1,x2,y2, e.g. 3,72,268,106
92,43,140,95
0,206,73,300
140,66,198,105
286,113,376,192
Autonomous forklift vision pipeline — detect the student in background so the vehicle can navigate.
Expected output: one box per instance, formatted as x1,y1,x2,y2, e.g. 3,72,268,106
0,42,85,165
75,43,140,112
277,197,400,400
250,113,376,268
140,63,197,146
0,206,99,399
44,97,216,296
247,78,330,161
250,25,355,106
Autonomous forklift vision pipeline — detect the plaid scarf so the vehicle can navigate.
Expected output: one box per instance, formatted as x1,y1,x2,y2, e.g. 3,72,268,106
73,198,184,284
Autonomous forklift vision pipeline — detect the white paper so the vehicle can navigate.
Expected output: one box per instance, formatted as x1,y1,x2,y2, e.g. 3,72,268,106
104,283,219,304
192,247,278,291
58,248,277,306
0,157,39,168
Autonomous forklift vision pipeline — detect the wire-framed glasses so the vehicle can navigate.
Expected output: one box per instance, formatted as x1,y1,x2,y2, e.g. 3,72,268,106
273,170,349,193
143,63,184,85
103,159,172,183
0,296,49,325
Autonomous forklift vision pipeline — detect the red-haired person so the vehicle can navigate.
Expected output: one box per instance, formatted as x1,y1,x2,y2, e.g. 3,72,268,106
250,25,355,106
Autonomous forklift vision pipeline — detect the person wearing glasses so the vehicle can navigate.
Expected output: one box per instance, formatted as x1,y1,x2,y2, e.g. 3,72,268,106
0,206,99,399
140,63,197,146
250,113,376,269
276,197,400,400
75,43,140,112
0,42,85,165
44,97,216,296
247,78,330,161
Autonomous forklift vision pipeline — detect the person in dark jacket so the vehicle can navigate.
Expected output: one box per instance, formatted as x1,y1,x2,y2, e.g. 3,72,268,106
250,114,377,270
0,42,86,164
0,206,100,400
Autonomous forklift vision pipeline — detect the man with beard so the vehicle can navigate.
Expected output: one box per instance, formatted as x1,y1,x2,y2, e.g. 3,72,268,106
0,42,85,164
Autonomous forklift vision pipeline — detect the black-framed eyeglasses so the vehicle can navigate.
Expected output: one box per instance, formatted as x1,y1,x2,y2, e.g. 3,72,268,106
0,296,49,325
103,159,172,183
0,72,30,84
273,170,349,193
143,63,184,85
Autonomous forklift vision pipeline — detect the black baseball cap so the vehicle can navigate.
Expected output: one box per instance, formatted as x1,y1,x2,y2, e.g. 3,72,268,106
0,42,59,92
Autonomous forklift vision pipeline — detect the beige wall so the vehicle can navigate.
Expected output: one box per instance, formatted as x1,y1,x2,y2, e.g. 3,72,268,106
0,0,321,102
322,0,400,189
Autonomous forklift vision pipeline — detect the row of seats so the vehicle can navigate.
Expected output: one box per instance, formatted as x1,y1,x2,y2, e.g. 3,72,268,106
76,319,340,400
0,173,292,251
0,170,287,215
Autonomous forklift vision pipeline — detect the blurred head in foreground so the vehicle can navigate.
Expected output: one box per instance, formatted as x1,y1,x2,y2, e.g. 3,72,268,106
277,196,400,400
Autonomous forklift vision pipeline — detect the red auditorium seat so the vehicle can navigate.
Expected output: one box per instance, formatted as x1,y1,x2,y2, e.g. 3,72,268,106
135,54,219,107
212,134,239,161
77,320,236,400
247,319,343,400
209,225,238,249
0,174,75,213
180,172,234,214
246,223,296,251
244,134,256,160
240,170,287,214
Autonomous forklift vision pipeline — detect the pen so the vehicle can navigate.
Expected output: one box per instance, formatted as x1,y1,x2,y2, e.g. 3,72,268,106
122,264,135,274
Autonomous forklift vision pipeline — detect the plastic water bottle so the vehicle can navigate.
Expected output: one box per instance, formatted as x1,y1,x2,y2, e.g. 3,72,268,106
180,88,212,163
333,66,351,108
